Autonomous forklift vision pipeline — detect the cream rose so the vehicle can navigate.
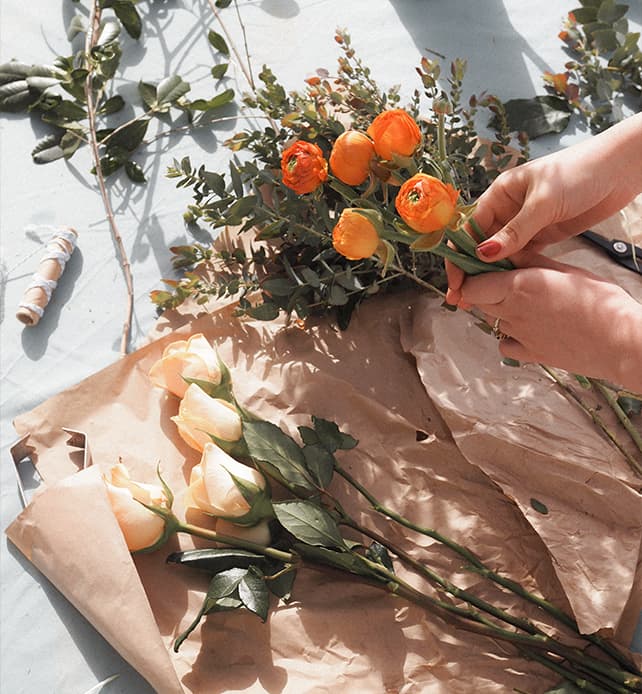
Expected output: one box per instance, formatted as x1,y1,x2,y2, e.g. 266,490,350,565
185,442,266,518
171,383,243,452
104,463,168,552
149,333,221,398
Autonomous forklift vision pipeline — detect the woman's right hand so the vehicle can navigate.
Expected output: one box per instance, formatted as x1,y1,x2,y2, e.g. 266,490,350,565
446,113,642,306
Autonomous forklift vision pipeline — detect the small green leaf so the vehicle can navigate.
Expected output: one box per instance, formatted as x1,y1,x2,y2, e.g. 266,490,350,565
244,420,316,492
246,301,280,321
262,278,295,296
111,0,142,39
138,81,157,109
530,498,549,515
329,284,348,306
108,117,149,150
208,30,230,56
125,160,146,183
366,542,395,573
496,96,572,139
597,1,628,25
215,0,233,7
97,19,121,46
266,567,296,600
312,416,358,452
238,571,269,621
211,63,229,79
167,548,267,573
274,500,345,549
31,134,65,163
156,75,191,107
302,444,335,489
98,94,125,115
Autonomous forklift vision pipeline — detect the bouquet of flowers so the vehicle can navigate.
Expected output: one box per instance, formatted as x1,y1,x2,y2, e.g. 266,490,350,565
153,30,527,328
99,332,642,692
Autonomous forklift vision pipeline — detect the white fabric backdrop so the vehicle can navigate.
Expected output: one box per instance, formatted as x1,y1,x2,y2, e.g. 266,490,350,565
2,1,641,692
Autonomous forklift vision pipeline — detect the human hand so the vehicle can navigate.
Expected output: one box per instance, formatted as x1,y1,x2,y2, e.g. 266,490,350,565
446,113,642,306
458,256,642,390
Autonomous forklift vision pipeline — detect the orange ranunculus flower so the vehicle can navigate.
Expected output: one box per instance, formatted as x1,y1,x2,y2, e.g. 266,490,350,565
367,109,422,162
332,208,380,260
329,130,375,186
395,174,459,234
281,140,328,195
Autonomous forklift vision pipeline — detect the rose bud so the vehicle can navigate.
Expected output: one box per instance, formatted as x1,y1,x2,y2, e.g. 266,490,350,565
216,518,272,546
185,442,267,518
149,333,221,398
280,140,328,195
171,383,243,452
395,173,459,234
104,463,169,552
367,109,422,162
332,208,381,260
329,130,375,186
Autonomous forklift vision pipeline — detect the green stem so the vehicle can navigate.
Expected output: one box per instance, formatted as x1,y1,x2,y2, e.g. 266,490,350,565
591,379,642,458
334,463,640,674
176,520,295,564
542,367,642,478
361,557,640,692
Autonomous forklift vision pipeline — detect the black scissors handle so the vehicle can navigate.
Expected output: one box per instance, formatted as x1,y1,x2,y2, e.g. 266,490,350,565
580,230,642,275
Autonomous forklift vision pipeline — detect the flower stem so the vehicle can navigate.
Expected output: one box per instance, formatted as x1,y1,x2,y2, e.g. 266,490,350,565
334,462,640,674
176,520,295,564
541,367,642,478
591,378,642,458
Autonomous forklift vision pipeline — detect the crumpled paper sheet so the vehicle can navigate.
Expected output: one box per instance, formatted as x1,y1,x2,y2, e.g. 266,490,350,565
5,201,642,692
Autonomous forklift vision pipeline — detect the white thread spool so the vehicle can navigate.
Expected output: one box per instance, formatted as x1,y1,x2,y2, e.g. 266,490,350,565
16,226,78,326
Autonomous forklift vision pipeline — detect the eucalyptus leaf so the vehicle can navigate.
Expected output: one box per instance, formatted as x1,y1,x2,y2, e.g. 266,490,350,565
0,80,34,111
211,63,229,79
138,81,157,110
246,301,280,321
273,500,345,549
31,134,65,164
107,117,149,150
156,75,191,107
208,30,230,56
111,0,142,39
98,94,125,115
97,19,121,46
215,0,233,7
187,88,235,111
366,541,395,573
494,96,572,138
125,160,146,183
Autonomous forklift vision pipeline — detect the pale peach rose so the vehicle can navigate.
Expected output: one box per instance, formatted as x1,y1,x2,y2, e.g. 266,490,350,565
172,383,242,452
149,333,221,398
216,519,272,546
185,442,266,517
104,463,168,552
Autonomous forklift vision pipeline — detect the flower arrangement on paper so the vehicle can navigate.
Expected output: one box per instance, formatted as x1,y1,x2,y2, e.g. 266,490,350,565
102,333,642,692
153,29,526,328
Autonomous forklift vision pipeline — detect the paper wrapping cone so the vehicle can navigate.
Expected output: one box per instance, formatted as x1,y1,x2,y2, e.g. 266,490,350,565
5,201,642,690
5,466,184,694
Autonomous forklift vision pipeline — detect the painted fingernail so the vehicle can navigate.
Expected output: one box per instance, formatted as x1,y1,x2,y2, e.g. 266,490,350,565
476,240,502,258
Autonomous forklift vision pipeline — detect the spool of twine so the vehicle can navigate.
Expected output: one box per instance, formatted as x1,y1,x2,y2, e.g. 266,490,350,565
16,226,78,326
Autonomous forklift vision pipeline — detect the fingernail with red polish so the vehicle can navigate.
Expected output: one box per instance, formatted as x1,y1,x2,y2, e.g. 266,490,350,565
476,240,502,258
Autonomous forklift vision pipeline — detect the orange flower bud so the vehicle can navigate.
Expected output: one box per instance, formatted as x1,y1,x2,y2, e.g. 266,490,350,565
367,109,422,162
281,140,328,195
544,71,569,95
329,130,375,186
395,174,459,234
332,208,380,260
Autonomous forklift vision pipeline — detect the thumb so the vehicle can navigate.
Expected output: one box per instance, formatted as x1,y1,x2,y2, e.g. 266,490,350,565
475,208,542,262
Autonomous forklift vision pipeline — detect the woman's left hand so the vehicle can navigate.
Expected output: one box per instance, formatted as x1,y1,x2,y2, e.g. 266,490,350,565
459,255,642,388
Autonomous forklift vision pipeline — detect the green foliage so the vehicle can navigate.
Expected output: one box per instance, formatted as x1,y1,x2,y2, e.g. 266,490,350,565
156,31,526,326
504,1,641,135
0,1,235,182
